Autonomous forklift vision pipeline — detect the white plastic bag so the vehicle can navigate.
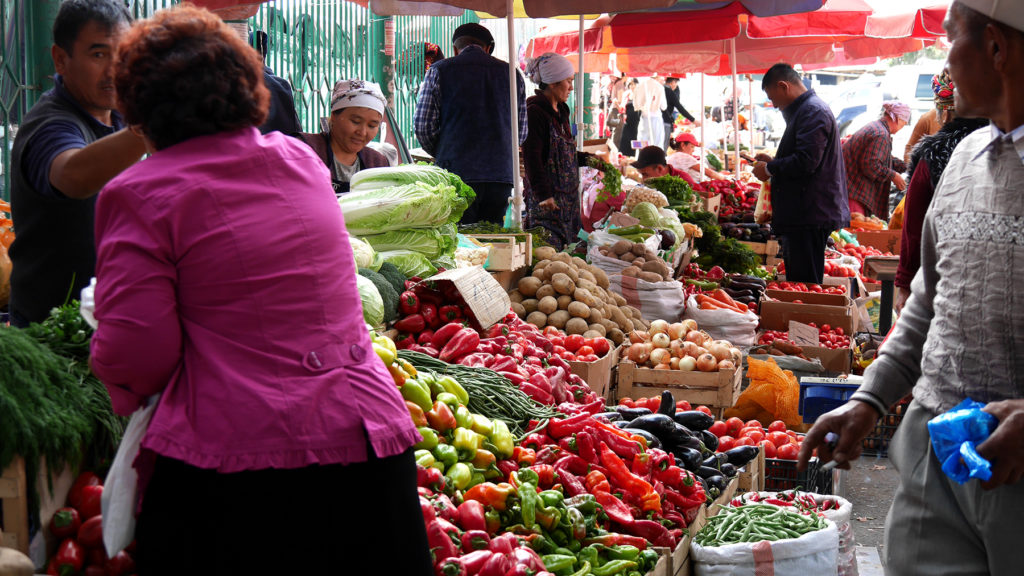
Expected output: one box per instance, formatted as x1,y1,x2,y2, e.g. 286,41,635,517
102,394,159,557
683,294,760,346
607,274,687,323
79,277,98,329
587,229,662,254
691,519,839,576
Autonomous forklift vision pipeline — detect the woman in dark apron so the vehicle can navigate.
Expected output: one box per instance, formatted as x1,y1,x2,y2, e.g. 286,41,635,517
522,53,594,250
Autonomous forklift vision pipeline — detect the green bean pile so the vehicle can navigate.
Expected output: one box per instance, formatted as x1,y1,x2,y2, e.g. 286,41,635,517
398,350,560,437
695,504,828,547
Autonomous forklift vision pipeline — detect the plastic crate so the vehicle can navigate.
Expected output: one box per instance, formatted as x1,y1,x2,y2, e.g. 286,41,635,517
798,379,860,424
862,398,910,457
764,457,835,495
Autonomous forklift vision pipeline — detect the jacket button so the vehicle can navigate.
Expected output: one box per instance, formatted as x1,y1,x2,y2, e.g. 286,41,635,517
349,344,366,363
306,351,323,369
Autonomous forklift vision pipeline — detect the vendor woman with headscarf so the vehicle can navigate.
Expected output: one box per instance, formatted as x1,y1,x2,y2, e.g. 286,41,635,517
522,52,593,249
299,79,390,194
842,100,910,218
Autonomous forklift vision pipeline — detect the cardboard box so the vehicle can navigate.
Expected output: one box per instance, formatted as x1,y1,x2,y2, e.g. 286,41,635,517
466,233,532,272
568,346,619,400
429,267,510,329
801,344,853,374
702,194,721,217
758,291,858,335
617,362,742,418
855,229,901,255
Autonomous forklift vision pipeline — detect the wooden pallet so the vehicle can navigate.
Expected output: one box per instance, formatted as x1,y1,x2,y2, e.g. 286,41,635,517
617,362,742,419
0,458,29,554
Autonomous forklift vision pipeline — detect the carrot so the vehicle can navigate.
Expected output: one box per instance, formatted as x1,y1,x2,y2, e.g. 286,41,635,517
697,294,747,314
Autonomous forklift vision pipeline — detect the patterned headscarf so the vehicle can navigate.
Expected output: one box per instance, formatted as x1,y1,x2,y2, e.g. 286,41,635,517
882,100,911,123
525,52,575,85
932,70,955,111
330,79,386,115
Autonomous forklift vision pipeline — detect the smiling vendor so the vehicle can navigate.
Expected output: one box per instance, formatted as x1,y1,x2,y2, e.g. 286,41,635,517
299,79,390,194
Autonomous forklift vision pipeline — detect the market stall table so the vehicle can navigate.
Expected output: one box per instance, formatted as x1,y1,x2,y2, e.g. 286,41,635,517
863,256,899,335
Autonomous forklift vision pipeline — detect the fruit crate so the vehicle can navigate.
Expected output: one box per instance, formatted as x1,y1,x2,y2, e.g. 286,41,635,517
0,457,30,554
862,398,910,457
617,362,742,419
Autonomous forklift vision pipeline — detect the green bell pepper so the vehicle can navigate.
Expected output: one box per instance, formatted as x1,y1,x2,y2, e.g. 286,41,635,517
468,471,486,489
539,490,564,508
438,375,469,405
414,450,435,468
454,405,473,429
433,443,458,469
413,426,438,451
540,554,575,573
638,550,659,571
447,462,472,490
401,379,433,413
470,414,493,437
489,419,514,459
436,392,461,411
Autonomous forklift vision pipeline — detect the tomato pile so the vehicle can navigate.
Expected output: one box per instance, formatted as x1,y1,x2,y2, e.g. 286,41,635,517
757,330,796,347
707,418,805,460
695,179,759,222
822,260,858,278
44,472,136,576
765,281,846,295
541,326,611,363
757,325,849,350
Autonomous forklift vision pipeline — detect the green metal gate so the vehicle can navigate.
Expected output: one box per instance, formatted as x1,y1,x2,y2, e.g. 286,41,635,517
0,0,476,200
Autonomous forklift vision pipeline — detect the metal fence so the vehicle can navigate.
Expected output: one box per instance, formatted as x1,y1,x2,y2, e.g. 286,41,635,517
0,0,476,200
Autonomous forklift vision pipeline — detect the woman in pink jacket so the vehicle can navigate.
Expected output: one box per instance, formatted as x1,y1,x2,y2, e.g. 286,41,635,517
91,6,429,574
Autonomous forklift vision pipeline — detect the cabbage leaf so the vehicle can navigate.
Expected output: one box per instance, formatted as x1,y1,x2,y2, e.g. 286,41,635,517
356,274,384,327
350,237,377,270
379,250,437,279
360,224,457,260
339,181,471,235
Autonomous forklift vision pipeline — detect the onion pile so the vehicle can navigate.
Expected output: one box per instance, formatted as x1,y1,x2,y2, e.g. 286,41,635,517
622,319,740,372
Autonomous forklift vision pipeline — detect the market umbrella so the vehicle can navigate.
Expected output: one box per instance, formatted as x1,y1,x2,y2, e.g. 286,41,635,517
864,1,948,39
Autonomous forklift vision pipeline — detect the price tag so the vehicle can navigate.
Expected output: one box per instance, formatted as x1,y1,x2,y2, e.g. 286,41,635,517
430,267,510,329
788,321,819,347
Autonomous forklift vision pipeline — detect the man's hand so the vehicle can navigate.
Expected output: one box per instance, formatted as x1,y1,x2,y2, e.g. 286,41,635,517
892,173,907,191
754,153,774,163
798,400,881,471
978,399,1024,489
538,198,557,211
752,161,770,182
894,287,910,314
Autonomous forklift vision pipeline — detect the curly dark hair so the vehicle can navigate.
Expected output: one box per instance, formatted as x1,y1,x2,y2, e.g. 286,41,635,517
114,4,269,150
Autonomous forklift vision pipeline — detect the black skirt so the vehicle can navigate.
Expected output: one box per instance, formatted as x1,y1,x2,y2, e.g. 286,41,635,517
135,445,432,576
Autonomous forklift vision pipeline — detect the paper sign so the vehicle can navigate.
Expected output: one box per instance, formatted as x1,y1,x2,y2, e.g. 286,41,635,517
430,267,510,329
788,320,819,347
607,212,641,228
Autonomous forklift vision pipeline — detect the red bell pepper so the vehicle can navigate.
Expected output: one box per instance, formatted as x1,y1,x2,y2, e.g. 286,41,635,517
105,551,136,576
585,470,611,494
519,382,554,405
427,519,460,566
441,550,493,576
463,482,515,511
440,305,464,323
460,529,492,552
78,484,103,519
593,427,643,460
431,322,465,350
513,446,537,466
439,328,481,363
534,446,563,466
433,493,459,523
527,373,553,396
484,323,509,338
426,401,457,432
457,500,487,532
408,344,440,357
48,507,81,539
395,333,417,350
527,464,556,488
399,290,420,315
417,329,435,346
394,313,426,333
512,546,545,572
417,464,446,492
478,553,509,576
67,471,100,509
54,539,85,574
422,303,440,329
496,459,519,478
489,356,519,374
488,532,518,555
457,353,492,368
420,496,436,523
499,371,526,386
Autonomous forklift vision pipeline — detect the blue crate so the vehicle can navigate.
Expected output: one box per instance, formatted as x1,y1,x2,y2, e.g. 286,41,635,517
799,380,860,424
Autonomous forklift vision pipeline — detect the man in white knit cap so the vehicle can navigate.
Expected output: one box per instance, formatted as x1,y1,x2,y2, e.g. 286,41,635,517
801,1,1024,573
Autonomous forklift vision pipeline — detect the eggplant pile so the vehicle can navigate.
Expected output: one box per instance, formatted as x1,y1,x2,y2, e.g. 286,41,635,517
720,274,767,309
612,391,760,499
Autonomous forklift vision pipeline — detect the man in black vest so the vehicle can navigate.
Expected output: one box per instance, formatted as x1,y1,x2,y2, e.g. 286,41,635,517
251,30,302,136
8,0,146,327
413,23,526,224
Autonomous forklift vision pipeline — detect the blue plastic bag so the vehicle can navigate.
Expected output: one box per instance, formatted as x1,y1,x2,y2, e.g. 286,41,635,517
927,398,998,484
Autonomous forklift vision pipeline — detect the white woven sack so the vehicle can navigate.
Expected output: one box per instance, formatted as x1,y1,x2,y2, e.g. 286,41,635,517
691,518,839,576
682,294,759,346
607,274,687,323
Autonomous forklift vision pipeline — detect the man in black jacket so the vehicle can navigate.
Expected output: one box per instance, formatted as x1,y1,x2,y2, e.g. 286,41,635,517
662,77,696,150
251,31,301,136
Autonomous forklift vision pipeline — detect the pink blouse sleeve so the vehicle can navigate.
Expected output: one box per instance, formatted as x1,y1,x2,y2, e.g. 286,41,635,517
90,183,183,415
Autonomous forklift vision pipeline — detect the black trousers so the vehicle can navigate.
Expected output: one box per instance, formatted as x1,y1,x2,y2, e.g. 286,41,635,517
135,446,432,576
779,227,832,284
461,181,513,225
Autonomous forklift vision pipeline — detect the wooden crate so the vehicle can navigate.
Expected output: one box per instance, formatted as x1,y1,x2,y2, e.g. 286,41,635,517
617,362,742,418
0,458,29,554
568,346,619,401
737,448,766,493
466,233,532,272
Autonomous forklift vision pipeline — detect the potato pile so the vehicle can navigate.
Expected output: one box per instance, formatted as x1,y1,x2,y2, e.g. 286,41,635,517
511,246,650,345
595,240,674,283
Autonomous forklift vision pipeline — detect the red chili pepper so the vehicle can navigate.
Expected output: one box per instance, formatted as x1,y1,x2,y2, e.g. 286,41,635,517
576,431,599,464
496,459,519,478
594,490,636,525
593,427,642,460
580,398,606,415
440,328,481,363
585,470,612,494
519,382,554,405
631,451,653,481
527,464,557,487
582,533,648,550
546,413,592,439
627,519,677,548
534,445,563,466
431,322,465,350
393,313,426,333
599,443,660,513
558,468,588,497
398,290,420,315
